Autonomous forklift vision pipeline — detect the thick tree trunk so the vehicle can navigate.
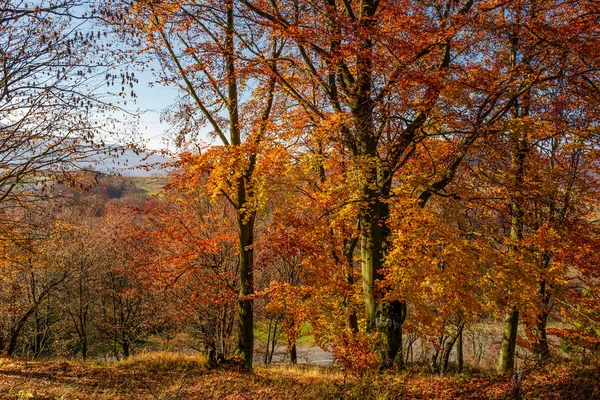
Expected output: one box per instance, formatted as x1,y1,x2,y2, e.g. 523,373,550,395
498,90,527,374
498,308,519,374
387,301,406,369
207,342,217,367
359,197,384,332
533,313,550,361
347,305,359,333
441,323,464,375
235,215,255,369
457,327,464,373
352,0,381,336
224,0,254,369
360,198,405,366
359,178,405,366
499,197,522,374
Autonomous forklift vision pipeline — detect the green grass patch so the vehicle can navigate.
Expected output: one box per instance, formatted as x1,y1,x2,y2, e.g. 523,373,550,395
254,321,315,347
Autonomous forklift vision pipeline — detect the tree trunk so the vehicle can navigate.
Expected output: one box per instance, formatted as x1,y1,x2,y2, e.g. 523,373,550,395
533,280,550,362
80,308,89,361
359,184,406,366
498,83,527,374
290,341,297,364
267,317,279,364
207,342,217,367
431,334,445,373
33,311,42,357
359,197,384,332
348,312,359,333
387,301,406,369
6,326,22,356
457,327,464,373
224,0,254,369
235,215,255,369
498,308,519,374
264,318,273,364
81,336,88,361
122,339,130,359
533,312,550,362
441,323,464,375
343,239,360,333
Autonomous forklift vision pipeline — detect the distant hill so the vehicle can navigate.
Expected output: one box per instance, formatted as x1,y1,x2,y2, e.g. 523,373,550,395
83,148,175,177
80,175,169,200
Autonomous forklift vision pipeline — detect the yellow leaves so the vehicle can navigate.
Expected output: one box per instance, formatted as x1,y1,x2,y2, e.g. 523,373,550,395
385,200,499,329
504,116,555,142
130,0,183,32
170,141,287,222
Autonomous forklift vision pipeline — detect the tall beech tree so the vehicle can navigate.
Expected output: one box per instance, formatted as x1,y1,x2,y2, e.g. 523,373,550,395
109,0,283,368
94,0,600,373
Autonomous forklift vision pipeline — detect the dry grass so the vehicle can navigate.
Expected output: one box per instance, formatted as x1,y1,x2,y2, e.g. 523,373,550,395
255,364,342,379
0,353,598,399
116,351,207,374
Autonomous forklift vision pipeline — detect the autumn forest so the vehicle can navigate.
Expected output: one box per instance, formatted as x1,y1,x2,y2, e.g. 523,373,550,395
1,0,600,398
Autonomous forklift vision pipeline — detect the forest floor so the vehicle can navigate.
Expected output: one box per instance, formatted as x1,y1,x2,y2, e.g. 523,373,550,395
0,352,598,400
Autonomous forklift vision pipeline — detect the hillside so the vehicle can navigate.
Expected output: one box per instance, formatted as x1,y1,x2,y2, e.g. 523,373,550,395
83,148,174,177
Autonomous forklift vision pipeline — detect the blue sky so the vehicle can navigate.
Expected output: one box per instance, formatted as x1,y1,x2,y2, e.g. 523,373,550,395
124,67,179,151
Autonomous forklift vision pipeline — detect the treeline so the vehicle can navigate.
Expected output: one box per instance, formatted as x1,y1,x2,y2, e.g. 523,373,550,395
1,0,600,377
0,180,150,359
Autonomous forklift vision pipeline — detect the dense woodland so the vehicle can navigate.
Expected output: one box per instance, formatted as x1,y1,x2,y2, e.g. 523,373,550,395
1,0,600,397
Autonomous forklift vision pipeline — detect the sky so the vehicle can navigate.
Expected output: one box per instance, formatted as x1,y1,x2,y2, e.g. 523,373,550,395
95,66,183,175
121,67,180,151
72,3,183,152
71,2,221,153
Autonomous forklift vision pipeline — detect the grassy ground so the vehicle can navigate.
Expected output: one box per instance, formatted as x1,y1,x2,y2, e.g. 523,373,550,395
131,176,169,198
1,352,599,399
254,322,315,346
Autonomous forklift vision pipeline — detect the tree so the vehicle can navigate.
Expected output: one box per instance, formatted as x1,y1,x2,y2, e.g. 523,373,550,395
0,0,130,215
97,203,159,359
107,0,283,368
0,210,68,356
136,177,241,366
239,0,562,367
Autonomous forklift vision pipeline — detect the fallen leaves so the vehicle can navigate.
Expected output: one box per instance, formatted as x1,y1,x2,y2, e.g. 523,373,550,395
1,355,599,399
